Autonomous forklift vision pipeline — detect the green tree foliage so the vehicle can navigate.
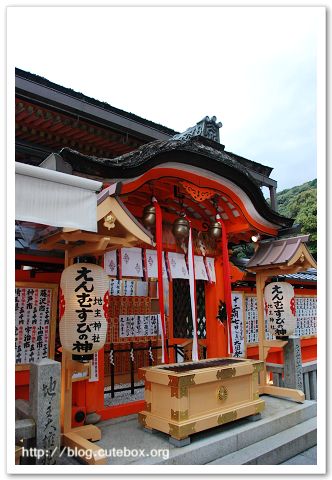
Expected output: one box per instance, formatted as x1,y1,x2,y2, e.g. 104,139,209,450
231,179,317,260
276,179,317,258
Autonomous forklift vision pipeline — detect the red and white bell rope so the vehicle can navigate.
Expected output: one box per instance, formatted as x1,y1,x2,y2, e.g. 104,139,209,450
216,214,233,355
152,197,169,363
186,217,199,361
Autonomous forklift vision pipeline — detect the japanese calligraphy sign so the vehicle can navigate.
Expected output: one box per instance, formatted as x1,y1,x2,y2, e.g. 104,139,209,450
231,292,246,357
245,295,259,344
245,293,317,343
15,282,58,369
59,263,109,360
109,278,122,296
119,314,160,338
294,296,317,336
89,352,99,382
264,282,296,337
30,359,61,465
122,279,136,296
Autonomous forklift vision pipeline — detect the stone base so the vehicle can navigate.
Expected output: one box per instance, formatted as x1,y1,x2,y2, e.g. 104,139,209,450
247,413,262,422
169,436,191,447
85,412,101,425
144,427,158,434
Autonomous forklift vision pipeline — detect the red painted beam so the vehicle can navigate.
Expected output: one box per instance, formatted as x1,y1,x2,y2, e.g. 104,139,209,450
97,400,145,421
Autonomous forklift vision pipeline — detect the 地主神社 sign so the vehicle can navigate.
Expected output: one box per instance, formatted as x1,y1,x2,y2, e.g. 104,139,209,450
264,282,296,337
59,263,109,359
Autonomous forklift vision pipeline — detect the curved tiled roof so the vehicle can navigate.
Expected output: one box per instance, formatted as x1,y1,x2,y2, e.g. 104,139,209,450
60,135,294,229
246,235,311,268
15,68,178,137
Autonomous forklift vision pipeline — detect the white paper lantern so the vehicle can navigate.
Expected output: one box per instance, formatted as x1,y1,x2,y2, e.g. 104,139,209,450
59,263,109,362
264,282,296,337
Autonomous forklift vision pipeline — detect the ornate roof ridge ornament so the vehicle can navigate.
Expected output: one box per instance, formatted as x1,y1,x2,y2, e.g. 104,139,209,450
173,116,223,143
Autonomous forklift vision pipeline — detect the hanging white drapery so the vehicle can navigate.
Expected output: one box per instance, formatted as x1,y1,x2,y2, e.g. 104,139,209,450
104,250,118,276
167,252,189,279
205,257,216,283
121,247,144,277
194,256,209,281
145,249,168,279
15,162,102,232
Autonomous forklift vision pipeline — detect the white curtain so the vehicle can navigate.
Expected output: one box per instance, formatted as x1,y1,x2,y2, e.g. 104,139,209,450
15,162,102,232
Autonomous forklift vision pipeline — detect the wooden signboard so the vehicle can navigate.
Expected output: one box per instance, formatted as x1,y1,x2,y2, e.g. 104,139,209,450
15,282,58,371
294,295,317,338
243,293,317,345
231,291,247,357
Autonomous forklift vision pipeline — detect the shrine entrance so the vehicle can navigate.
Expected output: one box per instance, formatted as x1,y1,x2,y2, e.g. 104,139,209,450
56,122,296,420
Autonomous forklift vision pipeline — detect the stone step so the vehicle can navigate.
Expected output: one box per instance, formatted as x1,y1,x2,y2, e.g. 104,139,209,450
132,397,317,465
207,417,317,465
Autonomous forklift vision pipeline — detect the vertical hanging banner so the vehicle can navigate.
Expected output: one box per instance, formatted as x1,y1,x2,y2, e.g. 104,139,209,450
231,292,246,357
152,198,169,363
187,220,199,362
204,257,216,283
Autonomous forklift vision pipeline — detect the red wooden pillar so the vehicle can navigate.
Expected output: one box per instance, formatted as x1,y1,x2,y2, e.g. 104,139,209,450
205,255,228,358
72,348,105,414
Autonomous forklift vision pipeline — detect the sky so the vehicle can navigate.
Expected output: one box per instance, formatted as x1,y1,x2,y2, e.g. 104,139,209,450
7,5,324,192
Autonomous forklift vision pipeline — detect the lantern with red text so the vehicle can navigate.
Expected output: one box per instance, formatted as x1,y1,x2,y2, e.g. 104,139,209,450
59,263,110,362
264,282,296,338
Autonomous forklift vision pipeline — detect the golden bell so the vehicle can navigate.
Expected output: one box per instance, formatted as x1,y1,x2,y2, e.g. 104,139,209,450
208,221,222,239
142,204,156,229
172,216,190,239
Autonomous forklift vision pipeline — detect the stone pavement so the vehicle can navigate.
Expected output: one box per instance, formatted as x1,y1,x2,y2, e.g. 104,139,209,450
280,446,317,465
56,395,316,465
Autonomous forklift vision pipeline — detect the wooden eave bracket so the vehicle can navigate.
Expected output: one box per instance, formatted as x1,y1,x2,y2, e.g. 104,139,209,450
287,244,317,269
97,196,155,248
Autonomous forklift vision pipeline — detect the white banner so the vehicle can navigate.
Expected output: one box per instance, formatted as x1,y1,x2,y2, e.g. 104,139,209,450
205,257,216,283
167,252,189,279
104,250,117,276
145,249,168,278
121,247,143,277
194,256,209,281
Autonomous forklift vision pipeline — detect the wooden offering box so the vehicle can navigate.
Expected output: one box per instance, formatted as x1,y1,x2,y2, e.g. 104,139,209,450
138,357,265,442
